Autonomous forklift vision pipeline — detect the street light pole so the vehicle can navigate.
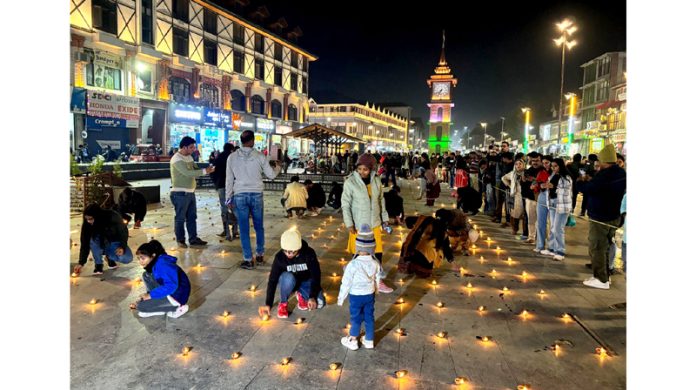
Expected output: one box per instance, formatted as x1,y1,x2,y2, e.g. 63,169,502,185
481,122,487,149
500,117,505,143
521,107,531,153
554,19,578,148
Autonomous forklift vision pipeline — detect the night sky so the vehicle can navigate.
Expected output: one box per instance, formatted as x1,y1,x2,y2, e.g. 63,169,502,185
211,0,625,141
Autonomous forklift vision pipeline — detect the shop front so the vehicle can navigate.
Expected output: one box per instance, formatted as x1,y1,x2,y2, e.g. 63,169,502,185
200,108,229,159
140,99,167,151
255,118,275,153
227,112,256,147
168,103,203,153
85,91,140,155
70,87,87,151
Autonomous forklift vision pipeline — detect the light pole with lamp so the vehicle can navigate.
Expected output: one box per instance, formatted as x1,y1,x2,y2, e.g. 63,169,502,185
500,131,507,143
480,122,487,148
565,92,577,148
500,117,505,144
521,107,531,153
554,18,578,146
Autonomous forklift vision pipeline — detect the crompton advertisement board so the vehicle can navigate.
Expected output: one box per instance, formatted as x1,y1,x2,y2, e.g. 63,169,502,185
87,91,140,127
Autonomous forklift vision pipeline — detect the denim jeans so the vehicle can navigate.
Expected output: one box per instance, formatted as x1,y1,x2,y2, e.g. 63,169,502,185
349,293,375,341
547,199,567,256
525,199,537,240
137,272,179,313
449,168,455,188
89,238,133,265
234,192,265,261
170,191,198,243
278,271,325,305
216,188,237,225
535,192,550,250
622,241,627,273
485,184,496,213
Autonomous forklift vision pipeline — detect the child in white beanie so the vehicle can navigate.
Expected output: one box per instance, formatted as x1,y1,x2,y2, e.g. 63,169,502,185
337,224,384,350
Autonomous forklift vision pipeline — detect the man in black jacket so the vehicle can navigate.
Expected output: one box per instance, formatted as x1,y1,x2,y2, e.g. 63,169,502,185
567,153,583,214
211,143,238,240
305,179,326,216
384,185,404,224
74,203,133,275
258,229,325,319
577,144,626,289
117,187,147,229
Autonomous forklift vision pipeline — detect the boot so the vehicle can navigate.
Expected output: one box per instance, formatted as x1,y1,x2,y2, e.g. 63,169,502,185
222,218,232,241
231,222,239,239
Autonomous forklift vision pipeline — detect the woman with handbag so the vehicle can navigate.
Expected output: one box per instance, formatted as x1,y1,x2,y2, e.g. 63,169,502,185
502,159,528,238
544,158,573,261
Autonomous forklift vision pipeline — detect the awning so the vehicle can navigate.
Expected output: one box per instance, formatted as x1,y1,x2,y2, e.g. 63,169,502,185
283,123,365,144
595,100,622,110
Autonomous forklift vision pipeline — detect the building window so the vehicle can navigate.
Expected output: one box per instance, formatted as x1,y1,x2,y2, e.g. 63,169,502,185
203,8,217,35
86,62,122,91
597,80,609,102
136,64,153,94
173,27,189,57
141,0,154,44
584,63,597,85
598,57,611,77
255,58,264,80
274,42,283,61
251,95,265,115
271,100,282,118
233,24,244,45
199,83,219,107
437,107,443,121
302,57,308,72
233,50,244,74
169,77,190,103
254,34,264,53
172,0,189,23
436,126,442,139
274,66,282,86
290,73,298,91
288,104,298,121
231,89,245,111
204,39,217,65
92,0,118,35
302,76,307,94
291,51,298,68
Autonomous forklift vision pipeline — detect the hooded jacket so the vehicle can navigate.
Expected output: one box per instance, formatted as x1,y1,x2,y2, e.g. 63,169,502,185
341,171,388,229
211,148,233,189
307,183,326,208
265,240,322,307
145,254,191,305
225,146,279,199
79,205,129,266
577,164,626,222
337,254,382,305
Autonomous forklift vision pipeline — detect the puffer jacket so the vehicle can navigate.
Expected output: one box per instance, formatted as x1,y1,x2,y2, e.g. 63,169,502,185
337,254,382,305
283,182,308,209
341,171,388,229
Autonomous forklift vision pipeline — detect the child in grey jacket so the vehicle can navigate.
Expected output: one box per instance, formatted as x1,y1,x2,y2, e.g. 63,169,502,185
337,225,383,350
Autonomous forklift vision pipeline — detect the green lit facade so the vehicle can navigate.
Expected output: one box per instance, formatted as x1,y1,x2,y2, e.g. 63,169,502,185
426,33,457,155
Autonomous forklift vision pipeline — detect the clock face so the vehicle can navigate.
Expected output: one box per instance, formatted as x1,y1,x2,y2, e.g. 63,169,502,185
433,82,450,98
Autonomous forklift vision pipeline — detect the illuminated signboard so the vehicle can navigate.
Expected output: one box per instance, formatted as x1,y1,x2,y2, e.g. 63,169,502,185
256,118,275,132
169,103,203,124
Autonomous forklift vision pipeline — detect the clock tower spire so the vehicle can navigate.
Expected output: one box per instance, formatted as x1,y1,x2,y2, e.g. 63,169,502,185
427,30,458,154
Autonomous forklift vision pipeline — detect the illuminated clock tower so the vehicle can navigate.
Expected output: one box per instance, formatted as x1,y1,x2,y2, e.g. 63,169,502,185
426,31,457,154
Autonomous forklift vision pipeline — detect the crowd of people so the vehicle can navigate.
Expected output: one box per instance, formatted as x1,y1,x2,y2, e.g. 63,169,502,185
72,132,626,350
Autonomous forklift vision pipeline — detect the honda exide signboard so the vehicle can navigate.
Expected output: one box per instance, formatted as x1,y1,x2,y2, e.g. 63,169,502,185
87,91,140,128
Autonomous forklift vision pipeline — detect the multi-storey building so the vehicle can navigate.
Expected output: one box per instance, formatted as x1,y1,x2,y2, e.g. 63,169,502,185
308,101,409,153
578,51,626,154
70,0,317,159
537,97,582,155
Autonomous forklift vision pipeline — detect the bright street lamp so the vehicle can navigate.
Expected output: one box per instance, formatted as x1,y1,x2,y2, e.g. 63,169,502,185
521,107,531,153
480,122,488,148
565,92,577,146
500,131,507,143
554,18,578,147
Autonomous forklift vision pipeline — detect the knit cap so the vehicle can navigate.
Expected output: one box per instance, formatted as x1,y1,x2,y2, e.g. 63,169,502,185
355,224,376,255
356,153,377,171
280,228,302,251
597,143,617,164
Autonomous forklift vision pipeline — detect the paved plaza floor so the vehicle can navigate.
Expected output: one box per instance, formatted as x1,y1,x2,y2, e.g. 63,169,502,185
70,178,626,389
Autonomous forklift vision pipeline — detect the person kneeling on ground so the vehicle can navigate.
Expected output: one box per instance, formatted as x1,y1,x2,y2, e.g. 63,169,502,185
74,203,133,276
282,175,308,218
305,179,326,216
327,181,343,210
435,208,477,256
130,240,191,318
456,185,482,215
338,225,383,351
384,185,404,225
258,228,326,319
117,187,147,229
397,215,454,278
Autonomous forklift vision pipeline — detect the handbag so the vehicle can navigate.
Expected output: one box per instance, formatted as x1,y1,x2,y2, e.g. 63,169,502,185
566,215,576,227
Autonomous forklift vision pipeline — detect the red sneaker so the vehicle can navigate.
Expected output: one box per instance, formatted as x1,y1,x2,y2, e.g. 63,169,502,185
296,292,308,311
277,302,289,318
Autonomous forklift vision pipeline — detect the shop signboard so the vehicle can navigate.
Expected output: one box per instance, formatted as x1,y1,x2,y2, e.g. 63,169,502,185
256,118,275,132
86,117,127,129
275,120,293,135
87,91,140,127
169,103,204,124
203,108,225,127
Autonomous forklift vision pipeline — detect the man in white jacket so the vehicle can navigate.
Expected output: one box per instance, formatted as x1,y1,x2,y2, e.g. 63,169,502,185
338,225,383,350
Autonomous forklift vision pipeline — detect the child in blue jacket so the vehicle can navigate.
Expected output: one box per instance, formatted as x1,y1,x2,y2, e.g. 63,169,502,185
131,240,191,318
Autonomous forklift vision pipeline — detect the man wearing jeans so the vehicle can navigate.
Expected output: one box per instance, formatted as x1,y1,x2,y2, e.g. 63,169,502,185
74,203,133,275
520,152,542,243
169,136,215,248
226,130,281,269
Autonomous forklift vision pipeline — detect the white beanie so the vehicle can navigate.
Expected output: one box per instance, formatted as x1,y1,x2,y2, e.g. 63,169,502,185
281,229,302,251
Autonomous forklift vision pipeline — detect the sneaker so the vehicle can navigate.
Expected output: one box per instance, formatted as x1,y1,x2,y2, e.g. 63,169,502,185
177,241,188,248
167,304,189,318
277,302,289,318
107,260,119,269
360,335,374,349
93,265,104,275
217,231,227,237
532,248,542,253
524,238,535,244
317,296,325,309
553,254,565,261
138,311,166,318
583,277,610,290
296,292,309,311
540,249,554,256
134,220,141,229
240,261,254,270
519,235,528,241
189,237,208,246
378,280,394,294
341,336,359,351
255,255,265,265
